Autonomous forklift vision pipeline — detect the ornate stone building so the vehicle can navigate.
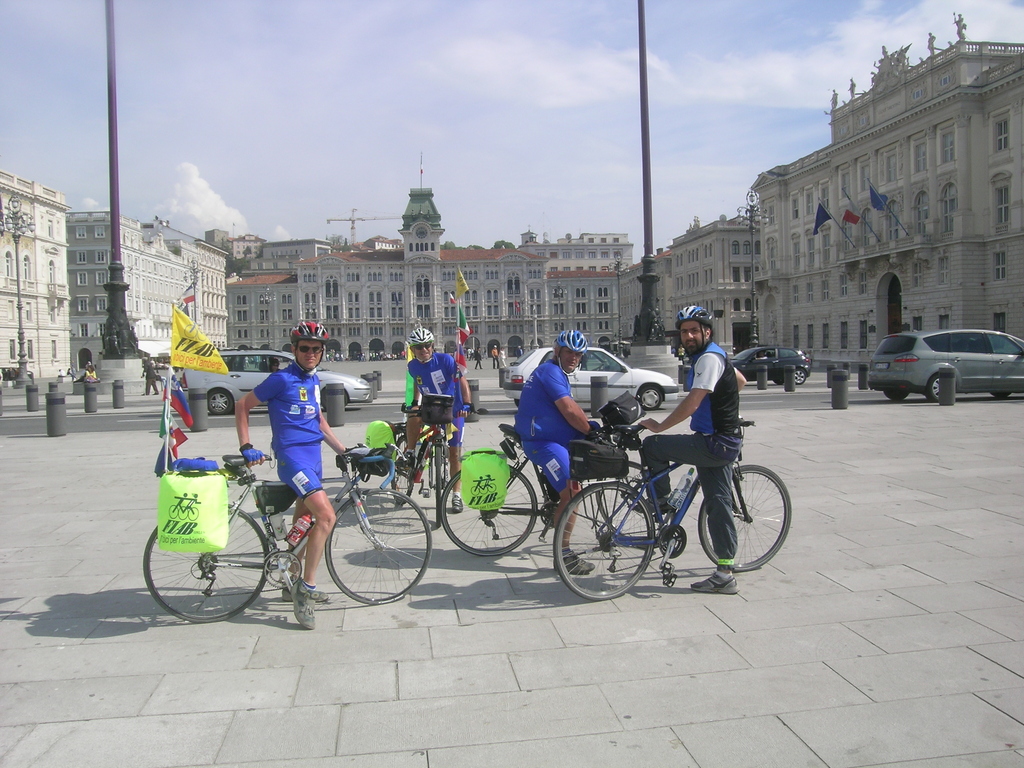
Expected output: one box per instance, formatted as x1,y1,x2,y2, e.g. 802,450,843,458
752,33,1024,361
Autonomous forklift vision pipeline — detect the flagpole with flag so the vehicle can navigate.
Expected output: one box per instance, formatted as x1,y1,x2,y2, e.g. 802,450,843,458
842,188,880,244
869,180,911,237
454,269,472,376
814,202,857,248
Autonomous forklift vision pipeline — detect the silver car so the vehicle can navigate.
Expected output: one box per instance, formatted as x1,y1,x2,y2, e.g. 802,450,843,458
868,330,1024,401
182,349,372,415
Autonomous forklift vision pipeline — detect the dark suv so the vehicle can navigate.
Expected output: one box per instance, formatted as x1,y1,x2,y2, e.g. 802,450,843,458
732,346,812,385
869,330,1024,401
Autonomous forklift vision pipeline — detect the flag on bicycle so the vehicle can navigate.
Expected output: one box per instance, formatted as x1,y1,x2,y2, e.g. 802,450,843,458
455,303,471,375
166,372,193,428
155,409,189,476
455,268,470,300
171,305,228,374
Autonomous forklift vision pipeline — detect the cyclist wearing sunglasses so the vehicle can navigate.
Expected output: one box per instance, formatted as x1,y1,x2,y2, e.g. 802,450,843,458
405,327,472,510
235,320,347,629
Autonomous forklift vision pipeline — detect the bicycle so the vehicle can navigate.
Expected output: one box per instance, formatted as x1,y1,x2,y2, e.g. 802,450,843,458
397,393,457,529
143,447,432,622
553,421,792,601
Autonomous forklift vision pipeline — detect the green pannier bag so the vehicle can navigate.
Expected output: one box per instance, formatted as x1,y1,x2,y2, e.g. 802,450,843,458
157,471,230,552
461,448,511,511
365,420,395,449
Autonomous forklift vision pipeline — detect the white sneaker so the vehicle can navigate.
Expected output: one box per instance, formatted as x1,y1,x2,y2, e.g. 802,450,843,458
451,492,464,513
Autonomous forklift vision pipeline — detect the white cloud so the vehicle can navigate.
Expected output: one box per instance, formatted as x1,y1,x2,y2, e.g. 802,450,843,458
80,197,101,210
159,163,249,235
270,225,291,241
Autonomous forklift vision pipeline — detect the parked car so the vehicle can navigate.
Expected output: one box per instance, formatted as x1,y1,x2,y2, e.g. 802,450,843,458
868,329,1024,401
181,349,373,415
731,346,812,385
503,347,679,410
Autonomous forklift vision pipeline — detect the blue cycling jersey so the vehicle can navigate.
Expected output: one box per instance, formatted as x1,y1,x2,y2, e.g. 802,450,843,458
252,361,323,454
408,352,463,410
514,359,585,446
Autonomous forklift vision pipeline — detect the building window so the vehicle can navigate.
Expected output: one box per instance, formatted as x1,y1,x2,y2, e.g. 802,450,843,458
821,279,829,301
859,162,869,192
914,191,929,235
994,312,1007,332
941,131,955,163
822,323,829,349
807,324,814,348
731,241,740,255
994,251,1007,281
912,261,922,288
912,316,923,331
75,226,86,239
859,271,867,295
807,236,815,267
793,325,799,347
914,143,927,173
996,186,1010,225
76,272,88,286
995,119,1009,151
792,197,799,220
76,251,87,263
938,255,949,285
806,282,813,302
95,272,105,285
885,153,897,183
839,272,848,297
940,184,957,233
792,285,799,305
78,298,88,312
938,313,950,329
859,320,868,350
822,233,831,264
236,310,247,322
97,297,106,311
840,321,848,349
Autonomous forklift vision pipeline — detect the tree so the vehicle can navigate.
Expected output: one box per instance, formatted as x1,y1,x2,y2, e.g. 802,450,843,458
493,240,515,249
441,240,459,250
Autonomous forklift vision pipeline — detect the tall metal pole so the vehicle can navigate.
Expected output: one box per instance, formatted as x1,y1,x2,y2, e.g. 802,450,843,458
1,195,35,386
101,0,137,359
746,189,760,346
634,0,663,345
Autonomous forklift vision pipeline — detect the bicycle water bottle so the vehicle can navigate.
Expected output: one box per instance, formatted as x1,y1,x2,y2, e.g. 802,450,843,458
666,467,697,512
285,514,313,546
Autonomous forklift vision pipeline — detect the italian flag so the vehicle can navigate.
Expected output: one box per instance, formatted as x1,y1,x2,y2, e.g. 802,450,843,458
455,303,471,375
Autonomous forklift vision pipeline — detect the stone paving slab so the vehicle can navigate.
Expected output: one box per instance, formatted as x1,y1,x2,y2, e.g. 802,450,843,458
1,387,1024,765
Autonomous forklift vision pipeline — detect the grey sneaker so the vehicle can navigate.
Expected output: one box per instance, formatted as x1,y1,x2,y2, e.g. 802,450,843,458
562,551,595,576
451,492,464,514
291,581,317,629
282,586,329,604
691,571,739,595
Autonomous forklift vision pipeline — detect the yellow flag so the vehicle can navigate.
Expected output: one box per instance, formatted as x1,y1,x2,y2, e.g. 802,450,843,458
455,268,469,300
171,305,228,374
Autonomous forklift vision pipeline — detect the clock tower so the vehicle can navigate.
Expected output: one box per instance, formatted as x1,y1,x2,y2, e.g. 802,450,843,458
400,187,444,261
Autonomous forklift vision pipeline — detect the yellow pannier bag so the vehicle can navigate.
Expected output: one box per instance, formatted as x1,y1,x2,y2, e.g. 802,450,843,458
461,449,511,511
157,471,230,552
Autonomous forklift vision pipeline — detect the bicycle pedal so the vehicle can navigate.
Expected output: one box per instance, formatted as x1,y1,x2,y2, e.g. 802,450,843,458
663,573,677,588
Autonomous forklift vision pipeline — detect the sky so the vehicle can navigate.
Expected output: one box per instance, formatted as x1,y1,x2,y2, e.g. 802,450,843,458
2,0,1023,257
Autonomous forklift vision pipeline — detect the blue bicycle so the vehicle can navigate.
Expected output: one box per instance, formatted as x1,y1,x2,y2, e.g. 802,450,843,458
553,421,792,600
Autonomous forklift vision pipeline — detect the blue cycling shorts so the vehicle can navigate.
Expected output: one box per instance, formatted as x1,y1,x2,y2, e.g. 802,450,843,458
449,416,466,448
276,444,323,498
522,440,571,493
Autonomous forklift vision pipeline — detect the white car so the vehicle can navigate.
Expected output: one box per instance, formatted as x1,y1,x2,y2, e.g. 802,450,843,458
181,349,372,416
503,347,679,410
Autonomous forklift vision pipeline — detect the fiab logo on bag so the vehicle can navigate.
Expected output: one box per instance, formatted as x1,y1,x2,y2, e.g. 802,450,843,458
162,491,202,538
157,471,229,552
467,473,499,509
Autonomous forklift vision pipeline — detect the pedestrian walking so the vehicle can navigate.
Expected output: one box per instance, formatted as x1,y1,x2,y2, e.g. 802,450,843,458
473,347,483,369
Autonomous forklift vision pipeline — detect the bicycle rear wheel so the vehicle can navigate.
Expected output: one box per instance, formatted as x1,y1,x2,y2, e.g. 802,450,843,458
554,481,655,601
439,467,538,556
325,489,432,604
143,511,270,623
697,464,792,572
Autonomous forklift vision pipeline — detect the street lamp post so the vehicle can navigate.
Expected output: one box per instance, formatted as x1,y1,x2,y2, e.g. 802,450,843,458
1,194,37,386
614,256,623,354
739,189,762,347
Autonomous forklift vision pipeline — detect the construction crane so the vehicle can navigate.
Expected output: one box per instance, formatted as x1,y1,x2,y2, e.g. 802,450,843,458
327,209,402,246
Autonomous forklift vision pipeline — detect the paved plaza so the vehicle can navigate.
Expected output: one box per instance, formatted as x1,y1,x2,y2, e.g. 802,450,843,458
2,367,1024,767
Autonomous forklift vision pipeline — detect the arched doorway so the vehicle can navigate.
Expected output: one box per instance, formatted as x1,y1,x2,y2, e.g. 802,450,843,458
348,341,363,360
392,341,406,357
326,339,342,354
369,338,385,360
598,336,612,350
280,343,292,353
880,273,903,335
77,348,94,369
444,340,456,354
237,344,251,350
259,343,271,350
507,335,524,357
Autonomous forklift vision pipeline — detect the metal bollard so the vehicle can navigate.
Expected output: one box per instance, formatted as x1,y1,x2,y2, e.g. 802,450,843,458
678,364,688,385
783,365,795,392
826,364,836,389
498,368,507,388
112,379,125,409
49,382,59,393
323,383,346,427
831,369,849,410
466,379,480,423
374,370,382,392
46,391,67,437
858,363,869,390
188,387,208,432
938,367,956,406
0,387,3,416
367,373,378,401
756,365,768,391
26,384,40,412
590,376,609,417
681,364,692,392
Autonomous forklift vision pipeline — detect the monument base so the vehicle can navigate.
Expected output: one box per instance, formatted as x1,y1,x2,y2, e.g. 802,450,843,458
627,344,681,378
94,358,147,395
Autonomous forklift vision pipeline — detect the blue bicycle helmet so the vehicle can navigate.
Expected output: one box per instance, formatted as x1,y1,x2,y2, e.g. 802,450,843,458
555,330,588,353
676,305,713,328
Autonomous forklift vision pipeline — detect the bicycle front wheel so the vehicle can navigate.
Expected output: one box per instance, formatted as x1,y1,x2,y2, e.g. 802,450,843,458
143,511,270,623
325,489,432,604
554,481,655,601
697,464,792,572
439,467,538,556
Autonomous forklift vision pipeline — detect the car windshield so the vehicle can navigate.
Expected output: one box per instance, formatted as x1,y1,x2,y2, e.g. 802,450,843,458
874,335,917,355
733,349,757,362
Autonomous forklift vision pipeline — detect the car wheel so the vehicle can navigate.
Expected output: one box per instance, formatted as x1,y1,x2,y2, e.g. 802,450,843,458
883,389,909,401
207,388,235,416
925,374,941,403
344,389,350,409
636,384,664,410
793,368,808,385
991,391,1011,400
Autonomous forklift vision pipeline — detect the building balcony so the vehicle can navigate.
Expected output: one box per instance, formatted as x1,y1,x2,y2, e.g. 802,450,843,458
48,283,70,301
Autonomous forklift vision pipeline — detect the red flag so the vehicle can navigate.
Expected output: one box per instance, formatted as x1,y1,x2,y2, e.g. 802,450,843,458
842,209,861,225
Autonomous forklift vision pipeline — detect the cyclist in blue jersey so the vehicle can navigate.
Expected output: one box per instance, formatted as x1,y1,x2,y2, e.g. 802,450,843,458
515,330,599,575
640,306,747,595
405,328,473,509
235,321,347,629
